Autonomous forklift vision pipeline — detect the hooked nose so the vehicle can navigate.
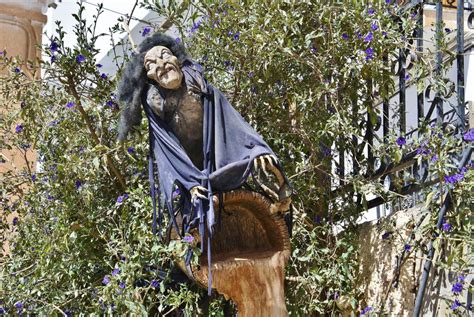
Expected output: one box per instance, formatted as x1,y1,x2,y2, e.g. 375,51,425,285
156,58,165,69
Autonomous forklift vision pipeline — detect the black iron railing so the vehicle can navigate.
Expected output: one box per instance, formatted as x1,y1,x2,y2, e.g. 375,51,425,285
330,1,472,315
332,0,472,208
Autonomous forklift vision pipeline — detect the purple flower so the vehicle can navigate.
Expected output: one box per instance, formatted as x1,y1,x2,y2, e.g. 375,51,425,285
333,292,339,300
102,275,110,285
100,73,107,79
15,124,23,133
233,32,240,40
463,129,474,141
458,275,465,282
361,306,373,315
451,299,461,310
364,32,373,42
445,28,452,34
404,74,410,81
381,231,392,240
452,282,463,294
142,27,151,37
118,281,125,289
75,180,82,189
183,235,194,243
396,136,406,147
342,33,349,40
175,37,181,43
14,67,21,73
31,174,37,182
127,147,135,154
63,310,72,317
66,101,75,108
190,21,201,33
0,307,6,313
172,188,181,199
112,268,120,276
248,71,254,78
106,100,113,107
431,155,438,162
76,54,86,63
444,173,464,184
96,64,102,68
442,222,452,232
123,193,129,200
365,47,374,60
50,41,59,53
371,21,378,31
150,279,159,288
385,0,391,5
368,8,375,15
12,217,19,226
416,146,430,155
310,46,317,53
116,196,124,204
14,302,23,309
50,55,56,63
404,244,411,252
382,31,388,37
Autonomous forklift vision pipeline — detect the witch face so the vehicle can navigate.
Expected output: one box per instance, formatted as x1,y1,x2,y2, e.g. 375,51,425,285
144,46,183,90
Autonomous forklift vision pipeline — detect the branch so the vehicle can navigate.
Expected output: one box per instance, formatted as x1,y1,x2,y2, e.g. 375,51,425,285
65,75,127,192
122,21,139,54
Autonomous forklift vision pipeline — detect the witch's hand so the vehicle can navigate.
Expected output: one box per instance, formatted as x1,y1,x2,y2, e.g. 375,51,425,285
190,186,208,203
253,154,284,183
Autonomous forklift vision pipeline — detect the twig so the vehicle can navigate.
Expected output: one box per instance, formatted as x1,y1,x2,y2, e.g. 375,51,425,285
34,299,66,316
159,1,190,31
65,75,127,191
127,0,139,26
122,21,139,53
11,263,36,275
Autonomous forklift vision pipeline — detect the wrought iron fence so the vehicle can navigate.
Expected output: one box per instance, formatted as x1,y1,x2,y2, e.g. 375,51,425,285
331,0,473,211
330,1,472,315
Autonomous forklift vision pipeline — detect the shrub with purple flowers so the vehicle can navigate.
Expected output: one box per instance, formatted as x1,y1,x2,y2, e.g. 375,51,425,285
0,0,470,316
0,2,201,315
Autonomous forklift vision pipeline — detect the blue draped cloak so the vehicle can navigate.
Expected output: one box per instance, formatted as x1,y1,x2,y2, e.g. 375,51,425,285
143,62,283,292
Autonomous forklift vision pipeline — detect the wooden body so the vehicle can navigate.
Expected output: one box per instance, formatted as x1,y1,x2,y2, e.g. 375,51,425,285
179,190,291,316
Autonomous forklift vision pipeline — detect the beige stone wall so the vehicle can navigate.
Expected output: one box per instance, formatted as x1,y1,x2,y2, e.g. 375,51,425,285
0,1,48,174
0,1,49,254
357,206,420,315
0,0,48,173
0,1,48,68
351,205,472,316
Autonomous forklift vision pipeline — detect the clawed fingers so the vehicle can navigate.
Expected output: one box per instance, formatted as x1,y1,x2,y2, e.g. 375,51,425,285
254,155,279,173
266,154,278,168
190,186,208,200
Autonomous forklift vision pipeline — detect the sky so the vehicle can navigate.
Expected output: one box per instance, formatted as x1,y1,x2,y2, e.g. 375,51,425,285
43,0,155,74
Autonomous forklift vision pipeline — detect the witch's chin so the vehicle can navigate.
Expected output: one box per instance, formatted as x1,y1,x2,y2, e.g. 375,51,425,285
161,79,181,90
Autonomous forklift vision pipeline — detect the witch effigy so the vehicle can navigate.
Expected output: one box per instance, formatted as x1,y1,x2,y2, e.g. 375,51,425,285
117,32,292,316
